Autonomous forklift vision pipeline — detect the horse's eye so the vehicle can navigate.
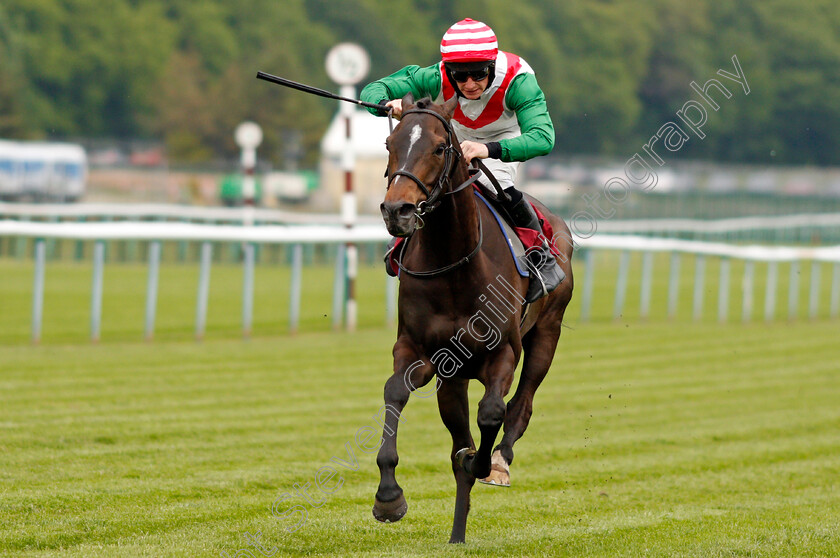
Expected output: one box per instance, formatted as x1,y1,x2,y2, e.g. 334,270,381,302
434,145,446,156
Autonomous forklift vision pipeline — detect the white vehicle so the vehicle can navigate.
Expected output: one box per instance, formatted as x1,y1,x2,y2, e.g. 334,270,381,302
0,140,87,202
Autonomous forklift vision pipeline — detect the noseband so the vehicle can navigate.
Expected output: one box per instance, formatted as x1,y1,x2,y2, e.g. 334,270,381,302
386,108,482,218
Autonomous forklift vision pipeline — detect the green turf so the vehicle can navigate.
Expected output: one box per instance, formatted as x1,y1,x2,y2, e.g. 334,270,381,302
0,318,838,551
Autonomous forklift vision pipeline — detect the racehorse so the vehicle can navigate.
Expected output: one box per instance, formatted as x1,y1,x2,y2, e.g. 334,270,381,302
373,93,574,543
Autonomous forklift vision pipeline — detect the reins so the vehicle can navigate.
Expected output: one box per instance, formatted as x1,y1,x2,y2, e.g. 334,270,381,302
396,213,483,278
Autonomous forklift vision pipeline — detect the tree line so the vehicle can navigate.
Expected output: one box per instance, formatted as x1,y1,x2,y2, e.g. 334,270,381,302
1,0,838,167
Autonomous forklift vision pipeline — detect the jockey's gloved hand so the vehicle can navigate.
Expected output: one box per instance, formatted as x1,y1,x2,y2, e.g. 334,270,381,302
377,99,391,117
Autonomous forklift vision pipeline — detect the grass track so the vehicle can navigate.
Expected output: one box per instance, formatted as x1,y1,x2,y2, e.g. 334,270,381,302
1,316,838,556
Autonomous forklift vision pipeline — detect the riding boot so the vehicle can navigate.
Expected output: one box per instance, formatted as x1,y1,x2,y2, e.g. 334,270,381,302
503,191,565,302
383,237,398,277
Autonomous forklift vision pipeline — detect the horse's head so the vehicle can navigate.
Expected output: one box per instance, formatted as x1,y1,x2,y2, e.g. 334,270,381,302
380,93,460,237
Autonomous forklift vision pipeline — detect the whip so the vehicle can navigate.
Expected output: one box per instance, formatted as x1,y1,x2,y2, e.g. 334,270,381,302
256,71,384,111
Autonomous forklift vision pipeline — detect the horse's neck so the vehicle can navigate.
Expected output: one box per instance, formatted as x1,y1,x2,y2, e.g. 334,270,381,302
413,166,480,265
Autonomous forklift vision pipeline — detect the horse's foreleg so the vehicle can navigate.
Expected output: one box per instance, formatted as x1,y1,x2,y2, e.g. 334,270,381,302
373,350,435,523
436,378,474,544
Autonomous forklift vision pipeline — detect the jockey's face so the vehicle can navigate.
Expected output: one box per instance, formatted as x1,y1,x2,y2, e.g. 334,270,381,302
447,61,493,100
456,76,490,100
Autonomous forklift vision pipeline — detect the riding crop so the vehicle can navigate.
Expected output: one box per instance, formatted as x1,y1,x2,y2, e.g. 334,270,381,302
256,71,385,111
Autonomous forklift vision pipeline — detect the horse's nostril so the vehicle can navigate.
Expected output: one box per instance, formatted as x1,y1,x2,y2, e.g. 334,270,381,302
397,203,416,219
381,201,416,225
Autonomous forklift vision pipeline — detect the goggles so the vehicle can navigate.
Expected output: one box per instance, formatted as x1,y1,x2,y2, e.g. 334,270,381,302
449,66,492,83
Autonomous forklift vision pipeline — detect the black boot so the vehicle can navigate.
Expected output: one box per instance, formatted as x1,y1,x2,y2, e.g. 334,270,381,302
383,237,398,277
503,191,565,302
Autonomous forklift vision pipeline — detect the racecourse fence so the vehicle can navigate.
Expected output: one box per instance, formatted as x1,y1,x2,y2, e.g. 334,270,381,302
2,218,839,344
0,201,381,225
4,201,840,244
0,202,383,267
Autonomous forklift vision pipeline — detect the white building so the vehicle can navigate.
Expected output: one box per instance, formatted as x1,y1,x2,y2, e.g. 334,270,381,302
318,108,391,214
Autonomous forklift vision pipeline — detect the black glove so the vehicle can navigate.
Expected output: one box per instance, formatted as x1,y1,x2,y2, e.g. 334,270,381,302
377,99,391,117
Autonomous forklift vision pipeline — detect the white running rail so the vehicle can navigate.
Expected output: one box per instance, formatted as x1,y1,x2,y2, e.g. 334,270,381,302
2,219,838,343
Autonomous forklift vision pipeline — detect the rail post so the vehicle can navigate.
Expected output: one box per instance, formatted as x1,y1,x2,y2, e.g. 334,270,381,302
31,239,46,344
144,241,161,341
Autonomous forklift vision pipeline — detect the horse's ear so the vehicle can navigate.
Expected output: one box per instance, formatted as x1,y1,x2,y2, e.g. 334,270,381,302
441,95,458,119
401,92,415,109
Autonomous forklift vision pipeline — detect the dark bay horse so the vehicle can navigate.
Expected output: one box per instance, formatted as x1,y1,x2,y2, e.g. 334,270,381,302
373,94,574,543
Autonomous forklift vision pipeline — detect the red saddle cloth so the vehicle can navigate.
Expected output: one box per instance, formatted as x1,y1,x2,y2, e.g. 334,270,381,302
387,198,559,277
513,204,562,256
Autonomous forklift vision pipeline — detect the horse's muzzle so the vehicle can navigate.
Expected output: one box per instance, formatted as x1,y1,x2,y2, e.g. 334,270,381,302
380,201,417,237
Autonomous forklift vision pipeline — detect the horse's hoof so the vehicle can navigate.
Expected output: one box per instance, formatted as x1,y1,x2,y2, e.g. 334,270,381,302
478,468,510,487
372,493,407,523
478,450,511,487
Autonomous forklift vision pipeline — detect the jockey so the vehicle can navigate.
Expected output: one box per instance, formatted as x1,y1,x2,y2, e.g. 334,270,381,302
361,18,564,302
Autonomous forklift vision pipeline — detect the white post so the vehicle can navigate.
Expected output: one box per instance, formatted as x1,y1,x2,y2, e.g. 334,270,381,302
765,261,778,321
91,241,105,342
332,244,346,330
32,239,46,344
831,263,840,319
144,241,161,341
693,255,706,321
196,242,213,340
742,260,754,323
640,251,653,319
667,252,680,319
613,251,630,320
718,257,730,323
289,244,303,334
242,243,255,338
788,261,800,320
809,261,821,320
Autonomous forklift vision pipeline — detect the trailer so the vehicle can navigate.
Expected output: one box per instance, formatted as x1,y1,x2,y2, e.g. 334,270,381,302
0,140,87,202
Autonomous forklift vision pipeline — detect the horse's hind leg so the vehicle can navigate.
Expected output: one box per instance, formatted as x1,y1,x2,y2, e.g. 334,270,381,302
494,319,565,479
469,365,511,481
436,378,475,544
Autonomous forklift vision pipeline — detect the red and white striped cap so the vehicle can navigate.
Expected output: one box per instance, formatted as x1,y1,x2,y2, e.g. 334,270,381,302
440,18,498,63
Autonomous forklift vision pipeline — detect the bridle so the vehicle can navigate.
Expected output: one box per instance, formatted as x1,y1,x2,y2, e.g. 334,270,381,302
386,108,482,221
385,107,484,278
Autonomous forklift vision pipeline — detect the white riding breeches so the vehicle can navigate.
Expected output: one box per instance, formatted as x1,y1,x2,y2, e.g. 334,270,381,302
479,158,520,190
